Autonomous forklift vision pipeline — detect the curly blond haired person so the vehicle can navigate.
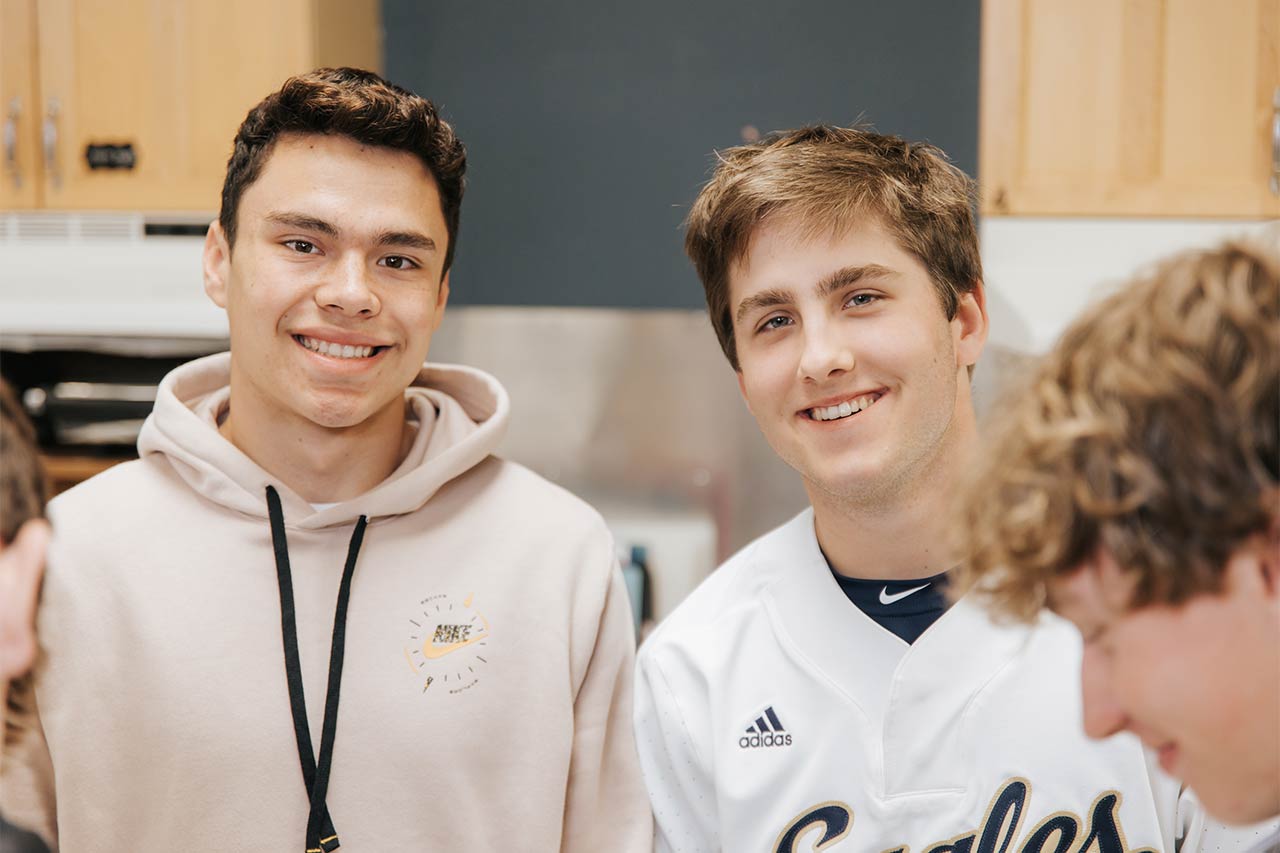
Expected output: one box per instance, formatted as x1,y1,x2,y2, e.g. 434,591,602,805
961,241,1280,830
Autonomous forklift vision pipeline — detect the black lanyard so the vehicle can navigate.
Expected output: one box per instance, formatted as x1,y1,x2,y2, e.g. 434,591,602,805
266,485,368,853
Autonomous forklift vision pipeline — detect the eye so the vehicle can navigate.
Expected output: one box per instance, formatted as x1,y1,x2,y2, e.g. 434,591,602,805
283,239,318,254
379,255,420,271
757,314,793,333
846,292,880,308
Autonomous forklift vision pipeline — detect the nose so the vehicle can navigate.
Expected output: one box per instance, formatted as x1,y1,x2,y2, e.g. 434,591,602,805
315,254,379,317
797,317,855,381
1080,644,1127,739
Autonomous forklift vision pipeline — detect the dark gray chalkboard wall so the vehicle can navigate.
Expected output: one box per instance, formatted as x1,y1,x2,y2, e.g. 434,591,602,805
384,1,980,308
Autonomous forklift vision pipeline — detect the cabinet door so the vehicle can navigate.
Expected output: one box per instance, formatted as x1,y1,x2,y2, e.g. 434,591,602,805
35,0,314,212
1,0,41,208
981,0,1280,217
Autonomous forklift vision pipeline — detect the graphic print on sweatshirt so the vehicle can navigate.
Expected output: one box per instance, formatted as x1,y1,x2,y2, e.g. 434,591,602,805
403,592,490,695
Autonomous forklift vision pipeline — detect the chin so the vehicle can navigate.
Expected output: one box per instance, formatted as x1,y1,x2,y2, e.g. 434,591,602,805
1193,776,1280,825
302,398,377,430
801,458,890,498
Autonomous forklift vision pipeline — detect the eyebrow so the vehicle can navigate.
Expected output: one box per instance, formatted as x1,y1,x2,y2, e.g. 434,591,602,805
375,230,437,252
734,263,897,325
265,212,437,252
266,212,338,237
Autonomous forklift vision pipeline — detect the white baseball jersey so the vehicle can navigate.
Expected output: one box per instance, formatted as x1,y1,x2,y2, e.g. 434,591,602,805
634,509,1278,853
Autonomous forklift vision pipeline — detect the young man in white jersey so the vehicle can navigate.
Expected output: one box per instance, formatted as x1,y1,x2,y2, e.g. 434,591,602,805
633,126,1277,852
0,68,651,852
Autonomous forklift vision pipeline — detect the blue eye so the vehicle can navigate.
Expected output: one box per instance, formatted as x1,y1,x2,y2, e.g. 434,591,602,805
759,315,792,333
847,292,879,307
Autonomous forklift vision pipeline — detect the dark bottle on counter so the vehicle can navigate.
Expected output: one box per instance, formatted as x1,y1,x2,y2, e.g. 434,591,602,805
621,544,653,642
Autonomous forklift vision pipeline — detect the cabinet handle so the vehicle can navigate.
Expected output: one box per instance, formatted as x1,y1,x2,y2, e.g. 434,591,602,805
4,98,19,189
42,98,60,190
1272,88,1280,197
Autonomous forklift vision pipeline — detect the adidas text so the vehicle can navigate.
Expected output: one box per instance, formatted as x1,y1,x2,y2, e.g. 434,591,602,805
739,732,793,749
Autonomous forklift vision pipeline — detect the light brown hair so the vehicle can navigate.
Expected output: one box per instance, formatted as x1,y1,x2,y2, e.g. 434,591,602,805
1,379,46,546
1,378,47,746
684,125,982,370
219,67,467,273
958,241,1280,620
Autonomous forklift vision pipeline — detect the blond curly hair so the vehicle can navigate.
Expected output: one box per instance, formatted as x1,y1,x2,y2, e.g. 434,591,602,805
958,240,1280,620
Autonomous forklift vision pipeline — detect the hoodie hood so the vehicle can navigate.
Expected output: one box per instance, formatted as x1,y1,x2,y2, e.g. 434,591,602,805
137,352,509,528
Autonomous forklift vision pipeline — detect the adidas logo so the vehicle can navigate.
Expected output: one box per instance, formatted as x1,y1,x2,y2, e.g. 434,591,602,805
739,706,793,749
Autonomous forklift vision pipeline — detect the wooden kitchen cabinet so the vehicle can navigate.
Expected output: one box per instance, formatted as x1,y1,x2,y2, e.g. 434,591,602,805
981,0,1280,217
1,0,41,208
0,0,381,212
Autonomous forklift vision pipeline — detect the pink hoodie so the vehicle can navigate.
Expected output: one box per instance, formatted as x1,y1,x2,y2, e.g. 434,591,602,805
1,353,652,851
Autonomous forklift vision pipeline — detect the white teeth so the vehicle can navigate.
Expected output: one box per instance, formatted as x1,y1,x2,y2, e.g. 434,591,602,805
298,336,375,359
810,393,881,421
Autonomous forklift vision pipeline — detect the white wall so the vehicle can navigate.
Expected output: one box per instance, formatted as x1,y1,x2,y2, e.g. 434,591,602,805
981,218,1279,354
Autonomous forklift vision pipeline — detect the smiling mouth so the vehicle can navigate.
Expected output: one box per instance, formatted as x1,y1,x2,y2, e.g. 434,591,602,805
294,335,389,360
806,392,883,422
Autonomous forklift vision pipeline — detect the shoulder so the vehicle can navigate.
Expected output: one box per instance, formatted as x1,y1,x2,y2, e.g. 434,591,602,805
436,458,618,589
639,510,811,666
458,457,611,540
47,455,179,522
1020,607,1085,663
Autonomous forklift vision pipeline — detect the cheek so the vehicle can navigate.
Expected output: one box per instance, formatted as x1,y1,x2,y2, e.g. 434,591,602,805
737,349,792,404
228,274,294,327
861,317,943,372
390,295,443,353
1106,620,1195,718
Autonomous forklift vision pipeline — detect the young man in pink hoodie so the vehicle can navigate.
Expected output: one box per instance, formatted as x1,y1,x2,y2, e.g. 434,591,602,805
0,68,651,852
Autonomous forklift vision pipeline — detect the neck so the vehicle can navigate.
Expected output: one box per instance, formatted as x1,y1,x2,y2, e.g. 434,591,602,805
219,379,411,505
810,407,979,582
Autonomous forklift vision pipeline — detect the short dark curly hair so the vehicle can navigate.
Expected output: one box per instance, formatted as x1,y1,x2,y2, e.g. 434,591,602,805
218,67,467,274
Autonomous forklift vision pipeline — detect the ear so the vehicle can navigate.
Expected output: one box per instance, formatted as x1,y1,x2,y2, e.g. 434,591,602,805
431,271,451,331
1258,501,1280,597
953,280,989,369
203,220,232,309
1260,545,1279,598
1244,487,1280,597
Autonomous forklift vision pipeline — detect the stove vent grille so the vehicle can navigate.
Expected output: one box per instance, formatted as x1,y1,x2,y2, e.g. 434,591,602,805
1,212,208,243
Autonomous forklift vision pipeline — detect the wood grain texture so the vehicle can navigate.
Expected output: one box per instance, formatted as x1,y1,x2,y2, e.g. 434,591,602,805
24,0,380,212
980,0,1280,217
0,0,41,208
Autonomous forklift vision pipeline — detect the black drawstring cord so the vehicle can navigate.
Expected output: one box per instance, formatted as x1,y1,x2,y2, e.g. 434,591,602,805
266,485,368,853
